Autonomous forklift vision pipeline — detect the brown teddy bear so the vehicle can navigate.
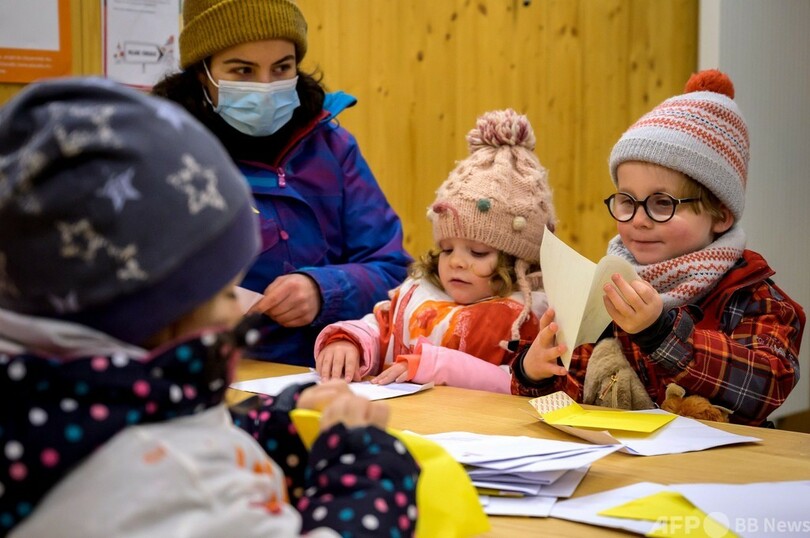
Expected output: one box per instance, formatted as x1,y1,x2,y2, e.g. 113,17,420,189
660,383,731,423
583,338,655,410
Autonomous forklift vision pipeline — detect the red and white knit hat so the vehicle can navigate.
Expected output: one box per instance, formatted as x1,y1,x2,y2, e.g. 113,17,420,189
609,69,749,220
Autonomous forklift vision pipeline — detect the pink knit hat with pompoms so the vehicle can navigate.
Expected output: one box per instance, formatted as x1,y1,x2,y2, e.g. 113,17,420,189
430,109,556,261
428,109,556,345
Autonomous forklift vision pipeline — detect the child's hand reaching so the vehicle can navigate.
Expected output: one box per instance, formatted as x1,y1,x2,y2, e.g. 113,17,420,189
603,274,663,334
320,393,390,432
316,340,362,382
522,308,568,382
371,362,409,385
297,379,354,411
298,380,389,431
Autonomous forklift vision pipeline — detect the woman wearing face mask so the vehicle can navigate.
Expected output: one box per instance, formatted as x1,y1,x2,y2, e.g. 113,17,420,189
153,0,412,365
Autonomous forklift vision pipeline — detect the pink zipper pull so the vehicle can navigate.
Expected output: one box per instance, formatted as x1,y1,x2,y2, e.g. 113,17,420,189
277,167,286,187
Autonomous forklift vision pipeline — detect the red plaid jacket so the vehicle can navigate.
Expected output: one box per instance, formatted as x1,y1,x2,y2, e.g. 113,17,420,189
512,250,805,426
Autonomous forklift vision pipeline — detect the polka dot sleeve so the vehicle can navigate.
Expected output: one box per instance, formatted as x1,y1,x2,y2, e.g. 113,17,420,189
298,424,420,538
229,384,313,502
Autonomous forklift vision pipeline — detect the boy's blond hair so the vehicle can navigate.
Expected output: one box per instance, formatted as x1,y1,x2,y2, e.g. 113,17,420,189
680,175,729,223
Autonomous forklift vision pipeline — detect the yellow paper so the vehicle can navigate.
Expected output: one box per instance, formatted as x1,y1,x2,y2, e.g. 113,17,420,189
290,409,489,537
541,401,675,433
599,491,737,538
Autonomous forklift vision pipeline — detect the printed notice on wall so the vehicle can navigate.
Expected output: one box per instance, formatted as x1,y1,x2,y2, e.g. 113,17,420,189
102,0,182,89
0,0,72,83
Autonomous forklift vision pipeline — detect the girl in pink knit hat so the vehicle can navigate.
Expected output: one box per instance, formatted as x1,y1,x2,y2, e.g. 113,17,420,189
314,109,557,393
512,70,805,426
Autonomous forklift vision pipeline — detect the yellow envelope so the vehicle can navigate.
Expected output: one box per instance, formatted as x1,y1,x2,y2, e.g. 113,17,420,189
290,409,489,537
541,400,675,433
599,490,737,538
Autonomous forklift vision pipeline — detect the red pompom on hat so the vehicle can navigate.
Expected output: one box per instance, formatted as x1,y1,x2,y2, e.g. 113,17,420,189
684,68,735,99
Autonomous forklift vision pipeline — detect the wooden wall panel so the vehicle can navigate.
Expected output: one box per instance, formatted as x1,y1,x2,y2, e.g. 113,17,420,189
75,0,103,75
298,0,697,259
1,0,697,262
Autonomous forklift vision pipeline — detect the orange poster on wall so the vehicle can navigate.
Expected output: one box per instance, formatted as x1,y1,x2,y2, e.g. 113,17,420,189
0,0,72,83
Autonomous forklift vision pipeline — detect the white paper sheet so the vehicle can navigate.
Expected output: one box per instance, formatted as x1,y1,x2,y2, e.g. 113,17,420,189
551,480,810,537
539,227,638,368
614,410,761,456
0,0,59,50
671,481,810,537
550,482,663,535
468,467,567,486
473,466,589,498
235,286,263,314
230,371,434,401
424,431,620,473
102,0,182,88
480,494,557,517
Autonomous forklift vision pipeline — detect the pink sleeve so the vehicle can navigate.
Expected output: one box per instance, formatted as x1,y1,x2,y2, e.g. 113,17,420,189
410,341,511,393
314,319,384,377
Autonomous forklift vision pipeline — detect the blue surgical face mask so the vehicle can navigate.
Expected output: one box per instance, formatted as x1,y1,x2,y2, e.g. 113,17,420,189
204,62,300,137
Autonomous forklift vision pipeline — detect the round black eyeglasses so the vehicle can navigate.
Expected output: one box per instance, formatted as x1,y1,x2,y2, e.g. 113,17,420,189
603,192,701,223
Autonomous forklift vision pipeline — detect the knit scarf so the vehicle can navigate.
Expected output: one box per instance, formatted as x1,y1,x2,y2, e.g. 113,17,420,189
0,329,242,534
607,225,747,310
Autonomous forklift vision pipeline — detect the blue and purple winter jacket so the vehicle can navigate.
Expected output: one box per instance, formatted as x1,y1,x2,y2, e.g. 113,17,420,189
239,92,411,365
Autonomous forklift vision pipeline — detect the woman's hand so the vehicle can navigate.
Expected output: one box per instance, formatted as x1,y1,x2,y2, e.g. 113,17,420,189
249,273,322,327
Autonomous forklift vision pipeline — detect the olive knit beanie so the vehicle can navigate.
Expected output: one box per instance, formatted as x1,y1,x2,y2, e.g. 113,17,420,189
180,0,308,68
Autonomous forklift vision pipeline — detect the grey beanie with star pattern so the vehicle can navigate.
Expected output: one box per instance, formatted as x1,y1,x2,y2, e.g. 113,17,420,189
0,77,260,345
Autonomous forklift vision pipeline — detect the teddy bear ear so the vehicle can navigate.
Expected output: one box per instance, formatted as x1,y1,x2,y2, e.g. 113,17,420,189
713,405,733,419
665,383,686,399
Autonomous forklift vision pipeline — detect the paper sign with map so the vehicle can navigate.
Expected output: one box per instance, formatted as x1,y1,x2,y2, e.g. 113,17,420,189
540,228,639,369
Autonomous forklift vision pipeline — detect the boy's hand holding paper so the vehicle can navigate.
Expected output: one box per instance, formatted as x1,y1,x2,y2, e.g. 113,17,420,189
539,227,639,368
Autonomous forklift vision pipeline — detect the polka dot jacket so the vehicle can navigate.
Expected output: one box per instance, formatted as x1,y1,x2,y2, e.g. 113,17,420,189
0,326,419,537
232,388,420,537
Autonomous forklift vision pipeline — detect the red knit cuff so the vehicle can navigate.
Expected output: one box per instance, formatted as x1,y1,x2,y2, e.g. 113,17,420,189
323,333,360,348
394,354,421,381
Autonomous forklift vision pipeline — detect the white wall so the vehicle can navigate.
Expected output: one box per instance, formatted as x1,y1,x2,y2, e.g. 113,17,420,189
700,0,810,419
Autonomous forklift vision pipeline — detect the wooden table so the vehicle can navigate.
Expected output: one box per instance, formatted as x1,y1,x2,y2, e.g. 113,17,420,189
232,359,810,537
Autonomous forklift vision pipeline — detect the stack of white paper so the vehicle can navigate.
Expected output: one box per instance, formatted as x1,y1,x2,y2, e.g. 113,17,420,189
424,431,622,517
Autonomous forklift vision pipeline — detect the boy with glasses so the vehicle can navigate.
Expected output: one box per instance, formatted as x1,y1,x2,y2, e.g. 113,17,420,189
511,70,805,426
